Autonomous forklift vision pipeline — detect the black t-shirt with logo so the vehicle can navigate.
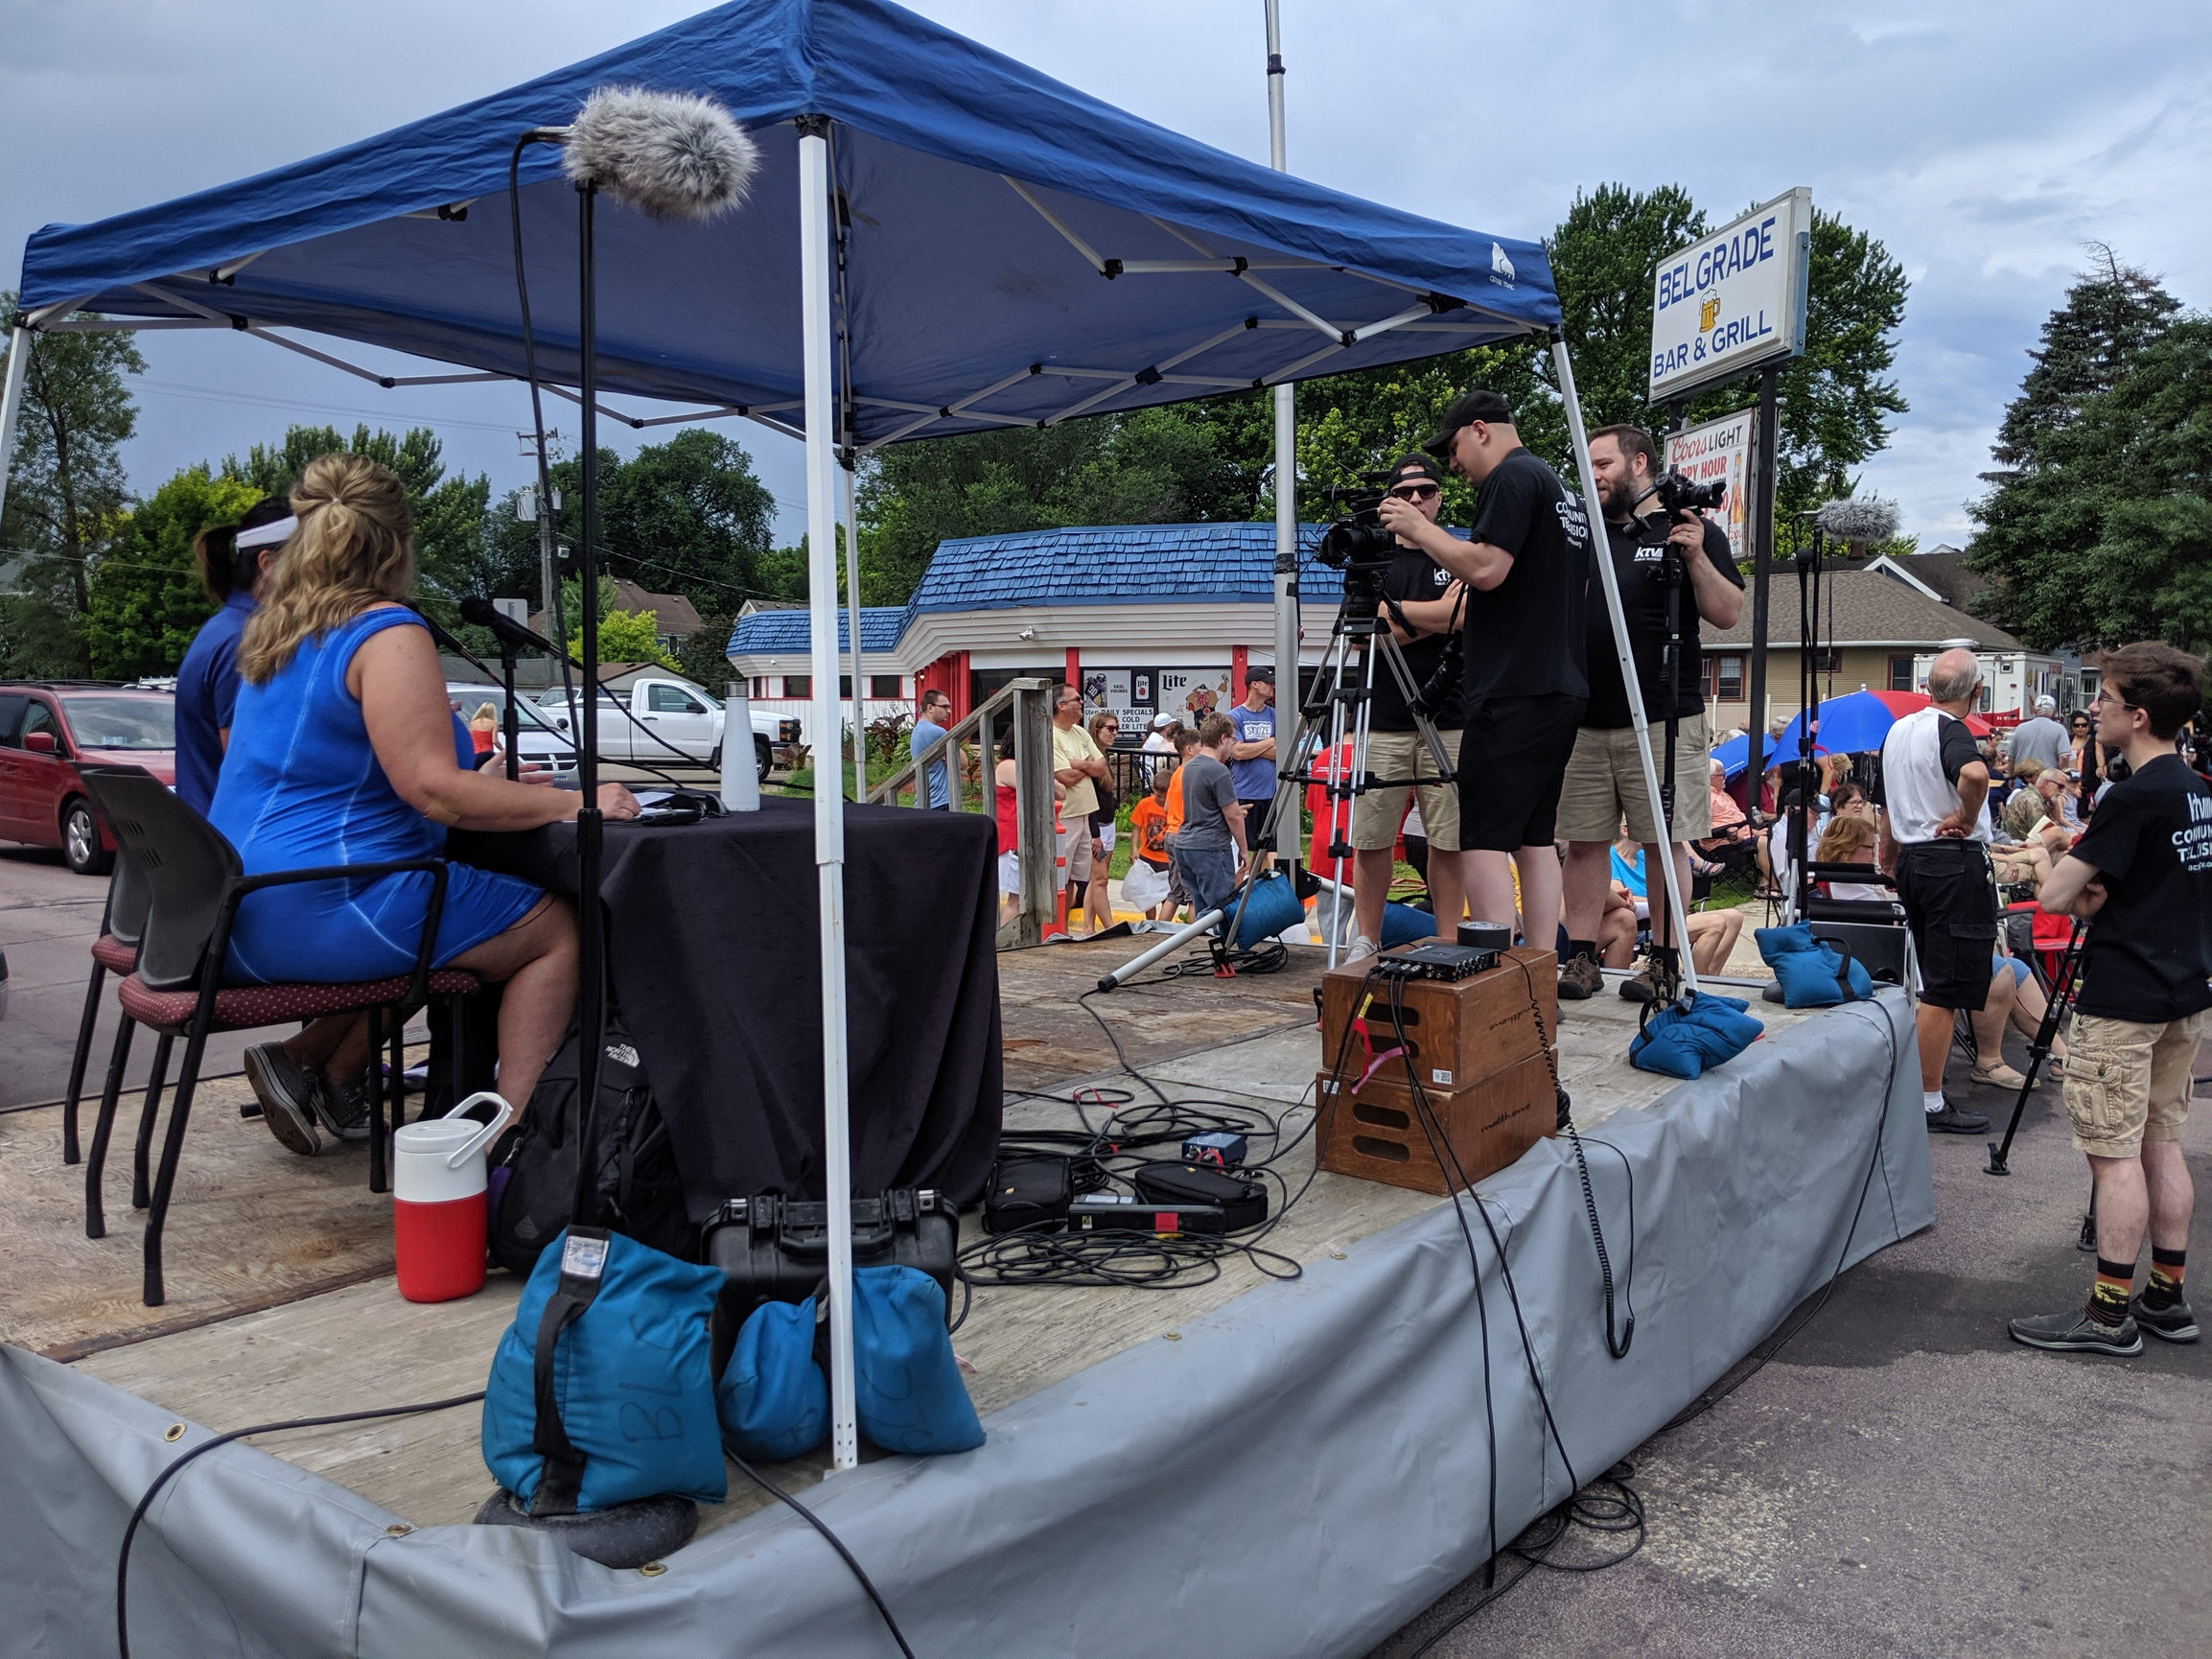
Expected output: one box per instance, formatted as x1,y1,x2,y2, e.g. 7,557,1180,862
2066,753,2212,1022
1461,447,1593,709
1582,512,1743,729
1371,548,1465,732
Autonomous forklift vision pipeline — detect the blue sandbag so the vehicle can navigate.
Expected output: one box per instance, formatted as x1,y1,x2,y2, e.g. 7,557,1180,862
717,1297,828,1463
1755,922,1874,1008
853,1266,985,1456
1230,872,1306,946
482,1229,729,1509
1381,902,1436,946
1629,992,1763,1079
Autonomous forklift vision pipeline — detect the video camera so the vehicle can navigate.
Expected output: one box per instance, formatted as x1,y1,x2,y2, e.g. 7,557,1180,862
1312,481,1397,574
1643,469,1727,516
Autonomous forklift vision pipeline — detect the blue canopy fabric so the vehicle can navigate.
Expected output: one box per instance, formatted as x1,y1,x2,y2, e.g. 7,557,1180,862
16,0,1558,448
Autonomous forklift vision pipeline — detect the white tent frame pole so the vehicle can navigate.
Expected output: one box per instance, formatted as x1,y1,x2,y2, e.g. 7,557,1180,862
1265,0,1297,861
0,327,29,540
842,457,866,797
1551,336,1698,993
799,122,859,1471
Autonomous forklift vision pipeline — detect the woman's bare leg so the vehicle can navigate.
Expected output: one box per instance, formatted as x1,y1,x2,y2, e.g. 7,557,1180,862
450,896,579,1108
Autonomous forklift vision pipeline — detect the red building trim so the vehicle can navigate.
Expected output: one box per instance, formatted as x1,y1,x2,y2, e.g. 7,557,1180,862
1230,644,1248,704
1064,646,1081,693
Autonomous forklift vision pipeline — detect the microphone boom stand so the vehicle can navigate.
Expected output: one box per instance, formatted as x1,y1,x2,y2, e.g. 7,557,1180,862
570,179,608,1230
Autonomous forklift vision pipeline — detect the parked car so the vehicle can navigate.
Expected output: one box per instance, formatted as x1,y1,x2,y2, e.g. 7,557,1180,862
536,676,801,782
0,683,176,874
445,683,586,783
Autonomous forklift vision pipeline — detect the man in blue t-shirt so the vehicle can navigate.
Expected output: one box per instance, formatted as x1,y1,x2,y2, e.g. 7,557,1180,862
910,688,953,808
1226,666,1277,856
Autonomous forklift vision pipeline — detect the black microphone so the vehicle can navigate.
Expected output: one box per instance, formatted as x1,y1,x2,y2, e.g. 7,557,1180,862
459,594,566,658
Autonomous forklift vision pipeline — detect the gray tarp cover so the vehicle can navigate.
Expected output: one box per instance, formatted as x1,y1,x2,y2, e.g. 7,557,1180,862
1,991,1927,1658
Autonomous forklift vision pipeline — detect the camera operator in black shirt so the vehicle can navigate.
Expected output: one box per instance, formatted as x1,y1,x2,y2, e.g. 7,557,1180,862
1556,425,1745,1001
1342,456,1469,955
1383,389,1593,959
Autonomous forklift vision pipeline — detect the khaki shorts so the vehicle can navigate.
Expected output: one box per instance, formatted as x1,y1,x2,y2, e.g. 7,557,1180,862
1554,711,1712,844
1059,819,1093,884
2062,1011,2206,1157
1350,729,1461,852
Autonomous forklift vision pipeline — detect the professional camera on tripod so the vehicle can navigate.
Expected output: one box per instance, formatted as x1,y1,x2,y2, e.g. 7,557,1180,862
1312,478,1463,724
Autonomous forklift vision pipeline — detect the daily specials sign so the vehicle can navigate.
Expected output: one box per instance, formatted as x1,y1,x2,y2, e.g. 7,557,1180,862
1664,409,1757,565
1649,188,1812,402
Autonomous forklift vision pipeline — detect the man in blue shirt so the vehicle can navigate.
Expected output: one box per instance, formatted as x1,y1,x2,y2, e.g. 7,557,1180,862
1226,666,1277,858
175,501,293,813
910,688,953,808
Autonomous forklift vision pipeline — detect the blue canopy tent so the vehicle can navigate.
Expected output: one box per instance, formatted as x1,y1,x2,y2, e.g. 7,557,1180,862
2,0,1690,1481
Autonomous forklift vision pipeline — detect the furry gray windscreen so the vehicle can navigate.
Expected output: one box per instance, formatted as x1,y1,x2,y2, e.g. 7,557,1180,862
1814,495,1902,544
562,86,759,222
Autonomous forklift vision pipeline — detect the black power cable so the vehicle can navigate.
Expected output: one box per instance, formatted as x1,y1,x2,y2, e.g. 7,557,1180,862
117,1391,486,1659
725,1447,917,1659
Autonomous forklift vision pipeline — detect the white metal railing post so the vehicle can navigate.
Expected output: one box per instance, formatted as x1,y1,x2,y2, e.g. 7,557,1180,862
0,327,31,535
799,118,859,1470
1551,337,1698,992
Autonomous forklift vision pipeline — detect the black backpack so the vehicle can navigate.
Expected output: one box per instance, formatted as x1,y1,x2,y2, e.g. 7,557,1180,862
488,1015,697,1274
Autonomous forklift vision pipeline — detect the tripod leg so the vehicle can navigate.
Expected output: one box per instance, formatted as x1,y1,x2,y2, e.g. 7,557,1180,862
2078,1185,2098,1253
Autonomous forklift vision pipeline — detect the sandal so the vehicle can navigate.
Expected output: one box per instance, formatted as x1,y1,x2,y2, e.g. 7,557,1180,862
1972,1062,2029,1088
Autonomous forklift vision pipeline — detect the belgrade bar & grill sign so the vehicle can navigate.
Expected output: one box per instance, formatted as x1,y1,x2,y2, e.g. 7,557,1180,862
1648,187,1813,402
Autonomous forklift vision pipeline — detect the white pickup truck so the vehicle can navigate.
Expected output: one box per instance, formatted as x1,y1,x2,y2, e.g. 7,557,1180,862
523,675,803,781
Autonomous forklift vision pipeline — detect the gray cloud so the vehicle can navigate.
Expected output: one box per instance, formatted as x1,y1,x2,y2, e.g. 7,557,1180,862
4,0,2205,553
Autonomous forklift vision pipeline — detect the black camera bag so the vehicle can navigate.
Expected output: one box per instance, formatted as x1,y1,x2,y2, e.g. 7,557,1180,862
488,1015,694,1276
1130,1161,1269,1231
704,1190,958,1377
982,1154,1074,1234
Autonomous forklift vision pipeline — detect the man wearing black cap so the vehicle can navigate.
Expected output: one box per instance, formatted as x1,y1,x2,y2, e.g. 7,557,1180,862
1380,390,1593,962
1342,455,1468,955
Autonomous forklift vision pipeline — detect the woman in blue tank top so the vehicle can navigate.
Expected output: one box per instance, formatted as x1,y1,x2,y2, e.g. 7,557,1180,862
210,454,639,1156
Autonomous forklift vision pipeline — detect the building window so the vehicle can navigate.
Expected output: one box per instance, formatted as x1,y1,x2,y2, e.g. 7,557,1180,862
1714,654,1744,703
870,674,902,699
838,675,853,699
1888,654,1914,691
783,674,811,698
751,677,767,700
1808,647,1843,674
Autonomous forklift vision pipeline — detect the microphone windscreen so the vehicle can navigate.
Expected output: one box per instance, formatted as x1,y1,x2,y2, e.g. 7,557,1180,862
1815,495,1901,544
563,86,759,222
458,595,501,628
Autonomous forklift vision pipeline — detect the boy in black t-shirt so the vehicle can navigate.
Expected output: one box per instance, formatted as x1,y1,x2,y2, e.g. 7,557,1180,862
2013,643,2212,1358
1382,389,1592,958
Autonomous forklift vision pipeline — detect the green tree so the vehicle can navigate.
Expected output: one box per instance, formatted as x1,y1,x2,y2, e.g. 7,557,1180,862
570,606,677,671
1969,314,2212,654
673,611,736,691
0,300,146,673
82,465,260,678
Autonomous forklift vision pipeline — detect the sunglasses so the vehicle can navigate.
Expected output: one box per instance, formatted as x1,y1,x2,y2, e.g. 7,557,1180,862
1389,482,1440,501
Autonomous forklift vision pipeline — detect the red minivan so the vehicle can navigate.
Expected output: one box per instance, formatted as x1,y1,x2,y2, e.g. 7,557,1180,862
0,684,176,875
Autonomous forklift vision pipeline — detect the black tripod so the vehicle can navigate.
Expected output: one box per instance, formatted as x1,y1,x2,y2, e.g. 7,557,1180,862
1786,516,1833,923
1985,918,2099,1250
1628,500,1693,1002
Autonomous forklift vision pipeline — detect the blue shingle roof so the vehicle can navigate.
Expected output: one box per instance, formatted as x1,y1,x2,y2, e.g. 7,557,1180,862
911,523,1343,614
729,606,907,658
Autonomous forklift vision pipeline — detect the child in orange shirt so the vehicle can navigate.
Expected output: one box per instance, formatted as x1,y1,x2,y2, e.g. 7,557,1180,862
1125,765,1175,919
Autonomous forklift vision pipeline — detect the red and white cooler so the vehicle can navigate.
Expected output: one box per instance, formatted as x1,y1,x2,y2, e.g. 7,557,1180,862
393,1090,512,1303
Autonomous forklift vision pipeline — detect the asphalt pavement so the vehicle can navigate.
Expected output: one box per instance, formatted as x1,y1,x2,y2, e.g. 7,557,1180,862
1372,1020,2211,1658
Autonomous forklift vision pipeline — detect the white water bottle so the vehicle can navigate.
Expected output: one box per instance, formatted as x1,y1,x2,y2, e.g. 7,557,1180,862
721,680,760,812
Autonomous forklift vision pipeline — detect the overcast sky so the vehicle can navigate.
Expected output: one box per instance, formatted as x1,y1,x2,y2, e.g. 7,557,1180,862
5,0,2206,556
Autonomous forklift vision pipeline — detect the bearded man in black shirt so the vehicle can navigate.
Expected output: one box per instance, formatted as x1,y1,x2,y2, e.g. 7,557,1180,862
1556,425,1745,1001
2014,643,2212,1357
1382,389,1592,958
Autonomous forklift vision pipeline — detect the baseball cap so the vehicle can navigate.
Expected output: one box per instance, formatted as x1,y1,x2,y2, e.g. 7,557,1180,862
2034,694,2057,714
1246,665,1275,683
1422,388,1515,457
1387,455,1442,487
1150,713,1177,730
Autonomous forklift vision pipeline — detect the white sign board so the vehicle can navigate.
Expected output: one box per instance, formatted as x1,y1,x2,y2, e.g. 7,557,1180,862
492,596,529,626
1153,666,1232,723
1664,410,1757,566
1648,188,1812,403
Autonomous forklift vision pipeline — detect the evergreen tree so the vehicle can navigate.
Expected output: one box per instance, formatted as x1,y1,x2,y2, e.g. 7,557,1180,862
1988,246,2180,476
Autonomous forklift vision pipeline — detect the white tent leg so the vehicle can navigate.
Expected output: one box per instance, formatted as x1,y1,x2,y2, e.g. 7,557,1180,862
800,125,859,1472
842,458,866,799
0,327,30,535
1265,1,1298,861
1550,337,1698,993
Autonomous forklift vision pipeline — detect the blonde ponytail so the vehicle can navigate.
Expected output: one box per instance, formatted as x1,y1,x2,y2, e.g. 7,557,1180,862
238,453,414,684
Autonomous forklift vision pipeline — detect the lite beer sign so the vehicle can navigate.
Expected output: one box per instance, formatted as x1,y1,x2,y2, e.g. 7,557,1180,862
1648,188,1813,401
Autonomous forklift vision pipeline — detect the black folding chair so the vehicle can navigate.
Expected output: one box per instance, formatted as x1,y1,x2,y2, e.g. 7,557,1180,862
76,771,479,1306
59,765,153,1167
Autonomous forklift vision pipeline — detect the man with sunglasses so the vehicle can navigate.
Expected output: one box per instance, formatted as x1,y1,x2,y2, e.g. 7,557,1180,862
1340,455,1469,954
1383,390,1593,964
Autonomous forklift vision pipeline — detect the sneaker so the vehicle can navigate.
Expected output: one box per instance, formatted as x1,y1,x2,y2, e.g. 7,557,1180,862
1618,962,1664,1004
244,1042,322,1157
1557,952,1604,1000
1345,935,1379,964
314,1074,373,1143
2131,1293,2200,1344
2008,1305,2143,1356
1924,1105,1990,1134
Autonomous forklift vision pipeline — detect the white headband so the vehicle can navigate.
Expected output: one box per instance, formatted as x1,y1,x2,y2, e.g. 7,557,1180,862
234,515,297,550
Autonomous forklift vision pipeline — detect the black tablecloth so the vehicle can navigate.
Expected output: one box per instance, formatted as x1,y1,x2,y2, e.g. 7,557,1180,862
450,798,1002,1218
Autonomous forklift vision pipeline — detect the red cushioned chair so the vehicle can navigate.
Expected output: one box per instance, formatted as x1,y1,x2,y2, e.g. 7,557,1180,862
77,769,480,1307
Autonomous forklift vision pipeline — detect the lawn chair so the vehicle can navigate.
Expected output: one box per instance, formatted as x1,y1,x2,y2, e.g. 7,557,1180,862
75,770,480,1307
59,765,153,1167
